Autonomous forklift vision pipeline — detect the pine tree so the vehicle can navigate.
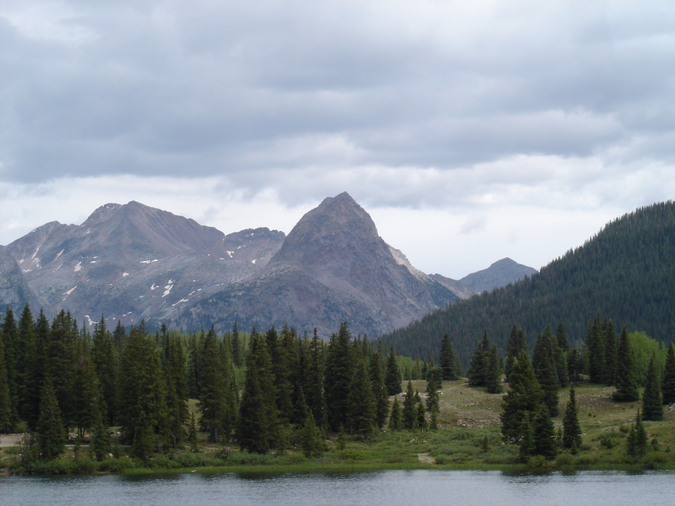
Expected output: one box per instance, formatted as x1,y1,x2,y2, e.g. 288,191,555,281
613,326,640,402
586,315,605,384
369,351,389,430
91,315,118,424
17,304,35,421
439,333,458,380
0,331,11,432
602,320,618,386
467,331,489,387
164,332,189,447
416,399,428,431
325,322,353,432
199,329,227,442
236,330,278,453
562,385,582,450
305,329,326,427
642,354,663,421
537,353,560,417
425,366,442,411
388,396,402,430
2,308,19,429
626,408,648,460
90,389,111,461
501,350,543,442
300,412,323,458
385,346,402,395
24,309,50,431
532,404,558,459
661,344,675,405
556,321,569,351
188,412,200,452
347,357,376,437
485,344,502,394
36,379,65,461
402,380,417,430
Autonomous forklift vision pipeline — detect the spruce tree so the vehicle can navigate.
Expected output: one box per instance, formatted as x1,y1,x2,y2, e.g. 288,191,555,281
425,366,441,411
602,320,618,386
402,380,417,430
642,354,663,421
199,329,226,442
586,316,605,384
325,322,353,432
347,357,376,437
537,353,560,417
562,385,582,450
385,346,402,395
485,344,502,394
236,330,278,453
36,379,65,461
501,350,543,442
556,321,569,351
369,351,390,430
532,404,558,459
388,396,402,430
305,329,326,427
300,412,323,457
2,308,19,429
91,315,118,424
467,331,489,387
439,333,458,380
661,344,675,405
0,331,11,432
613,326,640,402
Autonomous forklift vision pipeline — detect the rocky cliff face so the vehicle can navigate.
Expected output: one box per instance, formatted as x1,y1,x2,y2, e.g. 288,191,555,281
4,202,285,326
173,193,456,336
0,246,43,315
3,193,457,337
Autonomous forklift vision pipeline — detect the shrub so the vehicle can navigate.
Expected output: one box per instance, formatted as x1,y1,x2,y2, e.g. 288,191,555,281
527,455,549,468
555,452,574,467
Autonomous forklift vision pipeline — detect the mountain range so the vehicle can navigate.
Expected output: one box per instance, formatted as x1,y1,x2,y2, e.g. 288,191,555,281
0,192,535,337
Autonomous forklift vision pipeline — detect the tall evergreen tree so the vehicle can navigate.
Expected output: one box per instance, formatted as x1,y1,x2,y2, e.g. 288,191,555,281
402,380,417,430
369,351,390,430
485,344,503,394
467,331,490,387
1,308,19,429
91,315,118,424
531,404,558,459
305,329,326,427
199,328,227,442
236,330,278,453
662,344,675,405
556,321,569,351
385,346,402,395
17,304,35,421
602,320,618,386
0,330,11,432
501,350,543,442
613,326,640,402
586,315,605,383
164,332,189,446
537,352,560,417
325,322,353,432
642,354,663,421
36,379,65,461
504,325,526,382
562,385,582,450
439,333,458,380
347,357,376,437
388,396,402,430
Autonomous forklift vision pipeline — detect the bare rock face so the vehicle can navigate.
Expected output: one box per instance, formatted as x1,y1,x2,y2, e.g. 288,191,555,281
0,246,44,315
459,257,537,293
3,193,456,337
173,193,457,336
5,202,284,327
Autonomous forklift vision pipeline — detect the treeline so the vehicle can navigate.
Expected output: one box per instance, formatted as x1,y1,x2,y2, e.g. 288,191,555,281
1,306,447,462
465,317,675,461
382,201,675,364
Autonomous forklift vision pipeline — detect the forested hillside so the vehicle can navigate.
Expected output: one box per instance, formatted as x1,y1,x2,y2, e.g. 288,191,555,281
383,201,675,364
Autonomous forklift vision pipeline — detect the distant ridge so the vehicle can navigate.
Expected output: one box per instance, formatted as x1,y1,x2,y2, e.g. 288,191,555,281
382,201,675,365
459,257,537,293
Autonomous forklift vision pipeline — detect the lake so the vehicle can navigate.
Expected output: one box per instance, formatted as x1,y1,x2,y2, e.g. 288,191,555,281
2,470,674,506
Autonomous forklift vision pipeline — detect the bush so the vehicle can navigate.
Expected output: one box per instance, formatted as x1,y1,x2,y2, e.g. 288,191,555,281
434,455,449,465
599,434,615,449
335,449,365,461
527,455,549,468
642,452,667,470
97,457,136,473
555,452,573,467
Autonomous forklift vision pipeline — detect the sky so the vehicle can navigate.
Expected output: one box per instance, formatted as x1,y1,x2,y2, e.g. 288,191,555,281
1,1,674,279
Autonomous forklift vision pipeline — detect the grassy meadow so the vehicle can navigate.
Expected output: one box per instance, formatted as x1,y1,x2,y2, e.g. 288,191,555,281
3,377,675,475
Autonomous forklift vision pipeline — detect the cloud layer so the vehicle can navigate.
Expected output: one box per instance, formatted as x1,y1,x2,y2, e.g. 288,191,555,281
1,1,674,277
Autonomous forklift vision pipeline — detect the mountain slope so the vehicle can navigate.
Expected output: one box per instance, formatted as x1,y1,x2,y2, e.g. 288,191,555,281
169,192,457,336
5,202,285,325
382,201,675,364
459,257,537,293
0,246,44,315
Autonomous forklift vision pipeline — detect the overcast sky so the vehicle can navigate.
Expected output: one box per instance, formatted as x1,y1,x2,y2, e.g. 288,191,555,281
1,1,674,279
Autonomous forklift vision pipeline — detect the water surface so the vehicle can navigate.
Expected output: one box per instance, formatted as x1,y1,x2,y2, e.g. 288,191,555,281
2,470,673,506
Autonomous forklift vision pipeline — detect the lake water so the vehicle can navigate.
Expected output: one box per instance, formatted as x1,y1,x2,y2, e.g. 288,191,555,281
2,470,674,506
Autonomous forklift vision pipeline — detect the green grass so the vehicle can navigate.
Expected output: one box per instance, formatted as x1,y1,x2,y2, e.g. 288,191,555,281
5,377,675,475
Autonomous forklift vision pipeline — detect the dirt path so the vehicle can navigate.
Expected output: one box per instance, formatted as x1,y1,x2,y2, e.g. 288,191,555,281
417,453,435,464
0,434,23,448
